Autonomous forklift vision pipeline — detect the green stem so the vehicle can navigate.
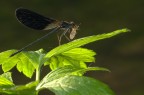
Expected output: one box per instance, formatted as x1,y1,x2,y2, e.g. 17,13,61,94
36,68,40,81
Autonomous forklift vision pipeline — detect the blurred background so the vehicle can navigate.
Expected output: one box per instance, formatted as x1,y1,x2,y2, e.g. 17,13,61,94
0,0,144,95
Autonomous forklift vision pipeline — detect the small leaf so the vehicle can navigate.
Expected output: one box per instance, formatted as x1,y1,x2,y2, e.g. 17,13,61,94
25,49,46,69
0,50,19,72
0,49,45,78
47,55,87,70
0,50,16,64
37,75,115,95
49,55,65,70
0,72,14,86
62,48,96,62
16,54,35,78
0,72,13,82
45,28,129,58
0,81,38,95
45,48,95,70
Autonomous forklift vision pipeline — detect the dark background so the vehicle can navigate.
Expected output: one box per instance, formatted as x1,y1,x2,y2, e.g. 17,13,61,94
0,0,144,95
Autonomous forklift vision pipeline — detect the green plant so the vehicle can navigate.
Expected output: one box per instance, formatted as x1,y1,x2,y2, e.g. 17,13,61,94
0,28,129,95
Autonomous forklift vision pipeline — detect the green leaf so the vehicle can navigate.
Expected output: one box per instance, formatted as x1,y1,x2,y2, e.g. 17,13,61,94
36,66,110,90
0,72,14,86
86,67,110,72
47,55,87,70
48,55,66,70
0,50,19,72
0,49,45,78
45,48,96,70
0,81,38,95
62,48,96,62
26,49,46,69
39,66,87,83
45,28,129,58
0,50,15,65
37,75,114,95
40,65,109,83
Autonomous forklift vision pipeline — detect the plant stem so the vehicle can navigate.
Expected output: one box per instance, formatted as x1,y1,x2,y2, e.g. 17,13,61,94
36,68,40,81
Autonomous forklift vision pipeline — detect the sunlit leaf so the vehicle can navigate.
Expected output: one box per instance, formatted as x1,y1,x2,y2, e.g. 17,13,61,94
0,81,38,95
37,75,114,95
45,48,95,70
45,28,129,58
0,72,14,86
37,66,109,89
0,49,45,78
62,48,96,62
48,55,87,70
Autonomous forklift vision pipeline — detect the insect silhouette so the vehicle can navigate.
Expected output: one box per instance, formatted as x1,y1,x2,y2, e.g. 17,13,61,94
10,8,79,57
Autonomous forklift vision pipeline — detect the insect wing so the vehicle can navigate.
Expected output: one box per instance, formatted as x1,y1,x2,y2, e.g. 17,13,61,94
15,8,56,30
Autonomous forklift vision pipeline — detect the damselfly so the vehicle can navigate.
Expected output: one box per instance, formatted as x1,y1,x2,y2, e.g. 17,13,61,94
10,8,79,57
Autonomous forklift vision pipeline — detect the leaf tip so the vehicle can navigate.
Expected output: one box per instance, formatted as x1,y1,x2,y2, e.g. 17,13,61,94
122,28,131,33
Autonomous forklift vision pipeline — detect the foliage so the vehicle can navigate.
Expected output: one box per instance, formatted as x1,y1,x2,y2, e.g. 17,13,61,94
0,28,129,95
